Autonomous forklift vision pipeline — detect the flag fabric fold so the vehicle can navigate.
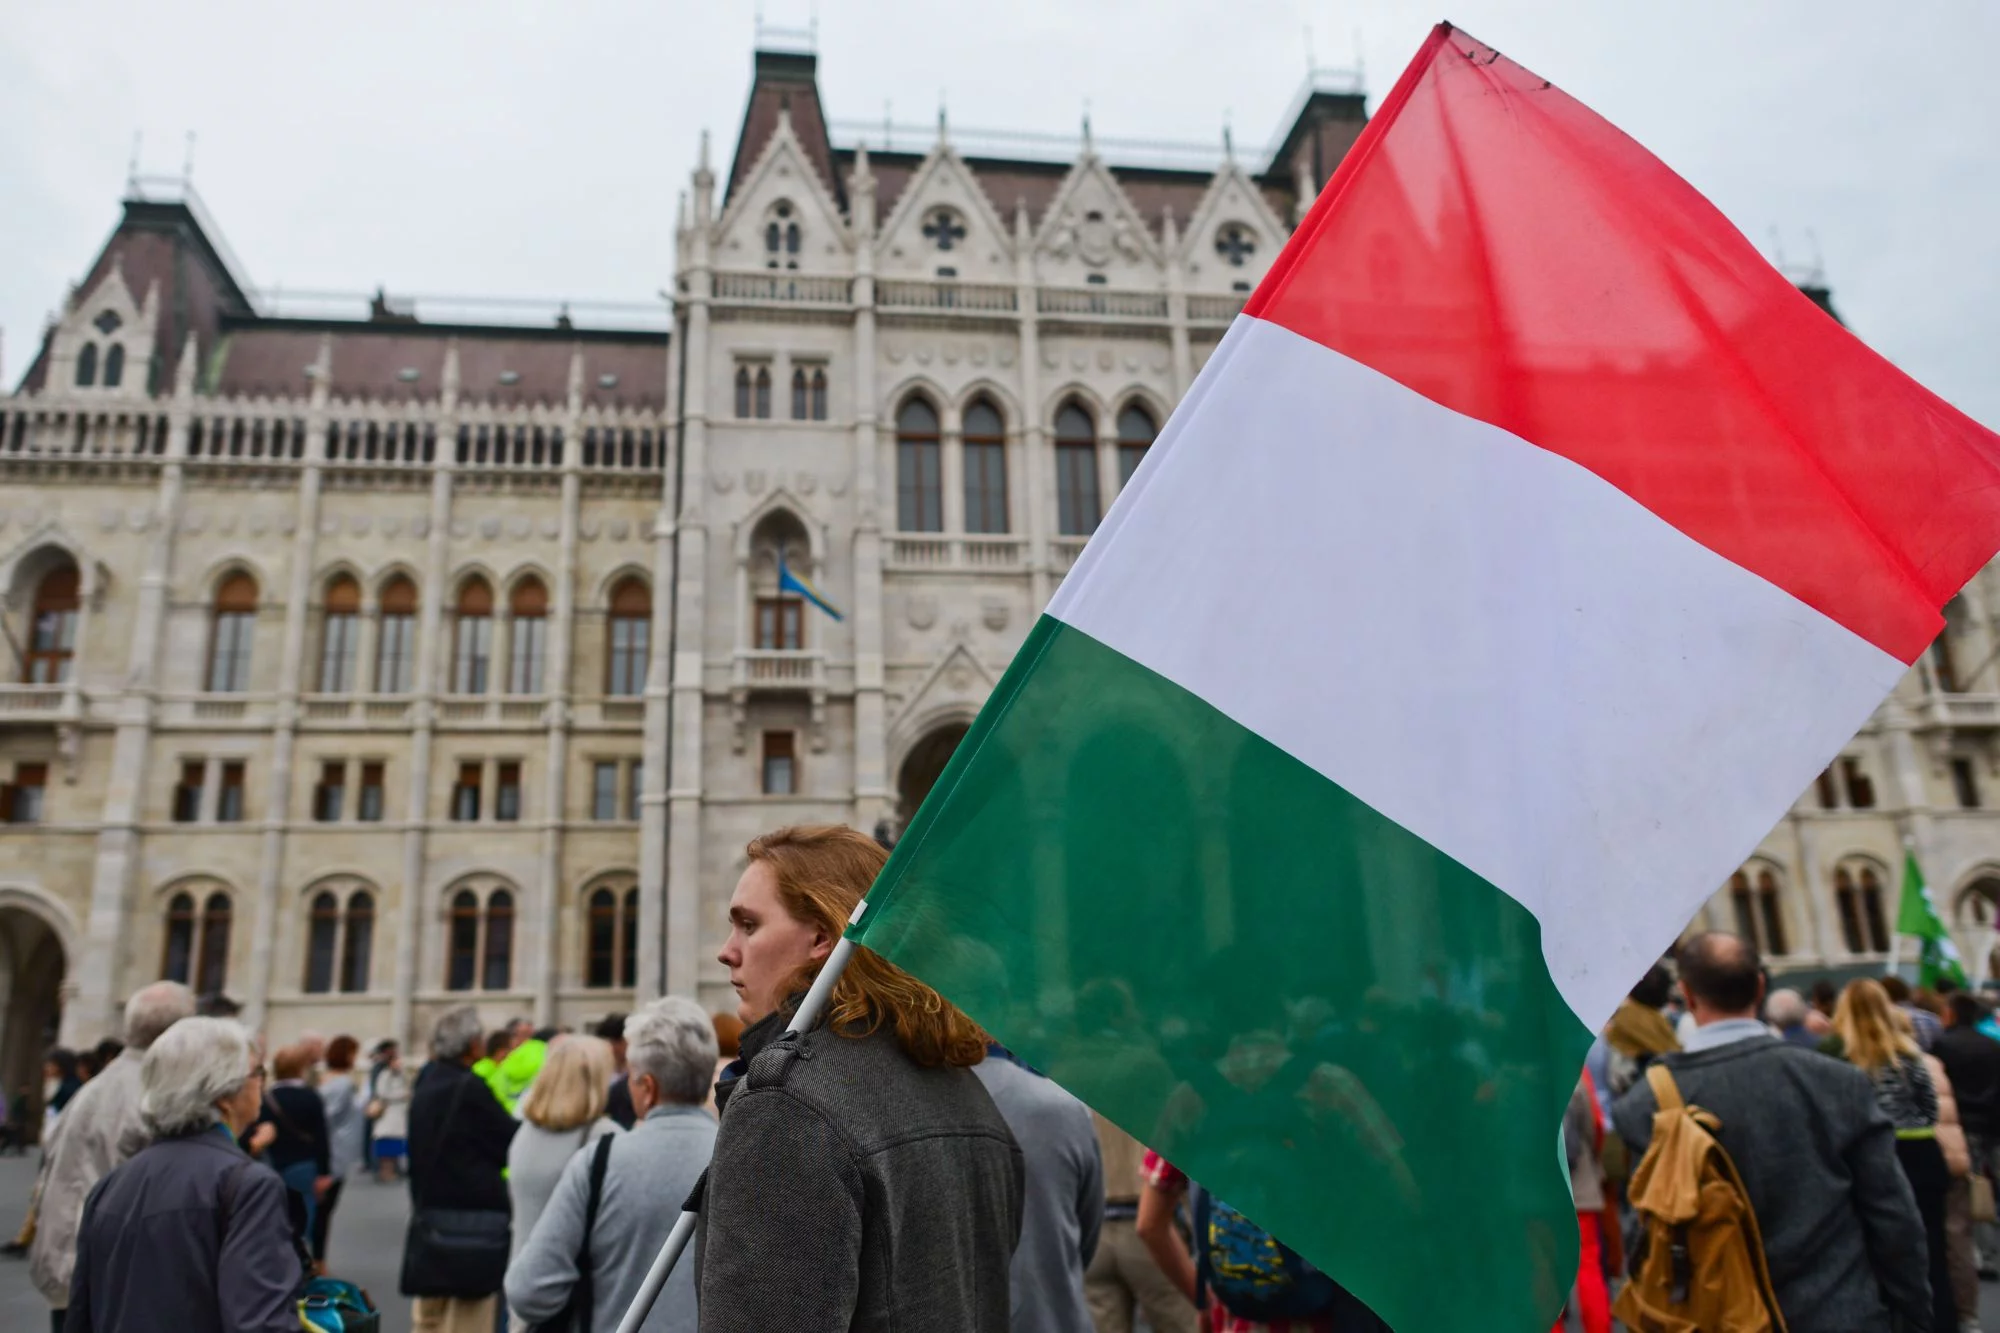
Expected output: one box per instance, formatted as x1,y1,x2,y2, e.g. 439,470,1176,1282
850,21,2000,1332
778,553,844,621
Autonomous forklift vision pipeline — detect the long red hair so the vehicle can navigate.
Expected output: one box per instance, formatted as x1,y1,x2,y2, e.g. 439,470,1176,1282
747,824,986,1068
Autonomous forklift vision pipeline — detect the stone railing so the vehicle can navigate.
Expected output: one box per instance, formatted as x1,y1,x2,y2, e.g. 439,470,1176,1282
1038,288,1170,319
1187,293,1248,323
732,649,826,691
877,280,1019,313
713,272,853,304
1050,536,1090,572
0,403,173,460
1921,692,2000,729
0,685,67,716
885,535,1029,571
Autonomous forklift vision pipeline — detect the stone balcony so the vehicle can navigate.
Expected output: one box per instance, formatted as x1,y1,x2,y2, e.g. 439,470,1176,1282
885,534,1030,572
1918,691,2000,730
731,649,825,693
0,684,69,719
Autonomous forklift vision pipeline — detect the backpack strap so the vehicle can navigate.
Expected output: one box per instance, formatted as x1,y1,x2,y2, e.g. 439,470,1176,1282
1646,1062,1684,1111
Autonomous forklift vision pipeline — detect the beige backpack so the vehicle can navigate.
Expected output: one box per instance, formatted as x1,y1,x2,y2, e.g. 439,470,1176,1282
1614,1064,1786,1333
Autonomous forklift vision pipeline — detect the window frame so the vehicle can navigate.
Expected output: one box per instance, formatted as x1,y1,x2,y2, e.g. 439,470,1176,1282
1054,402,1101,536
962,400,1009,536
591,760,619,821
895,398,944,533
762,730,797,796
206,573,259,694
25,565,80,685
216,761,246,823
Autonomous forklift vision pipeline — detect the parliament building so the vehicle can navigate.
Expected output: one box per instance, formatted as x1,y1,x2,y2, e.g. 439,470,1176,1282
0,38,1993,1107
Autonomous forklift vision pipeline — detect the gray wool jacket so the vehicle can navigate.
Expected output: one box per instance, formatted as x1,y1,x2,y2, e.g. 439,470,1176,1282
694,1012,1025,1333
1613,1033,1932,1333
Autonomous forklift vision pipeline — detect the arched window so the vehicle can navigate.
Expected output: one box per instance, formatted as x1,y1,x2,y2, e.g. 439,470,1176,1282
25,564,80,684
1727,867,1789,956
103,344,125,389
735,366,753,419
792,368,810,421
483,889,514,991
606,577,651,696
963,399,1009,535
1117,404,1157,488
810,368,827,421
304,891,340,993
508,577,547,695
754,366,772,419
1931,597,1967,693
206,573,258,693
375,576,418,693
764,201,800,270
452,577,494,694
317,576,361,693
197,892,231,997
341,891,374,993
1054,401,1101,536
585,883,641,989
75,343,98,388
587,887,618,988
447,889,480,991
896,398,943,533
1835,861,1892,954
161,891,195,983
621,887,639,988
749,512,811,651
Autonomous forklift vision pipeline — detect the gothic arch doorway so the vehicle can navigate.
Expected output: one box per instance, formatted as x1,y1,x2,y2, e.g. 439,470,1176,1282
894,723,970,841
1957,875,2000,981
0,904,67,1141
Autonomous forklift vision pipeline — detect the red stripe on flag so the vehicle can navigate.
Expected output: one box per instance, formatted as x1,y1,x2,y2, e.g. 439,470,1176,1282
1245,24,2000,664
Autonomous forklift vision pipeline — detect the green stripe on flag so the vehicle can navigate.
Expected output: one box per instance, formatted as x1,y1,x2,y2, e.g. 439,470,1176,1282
853,615,1592,1332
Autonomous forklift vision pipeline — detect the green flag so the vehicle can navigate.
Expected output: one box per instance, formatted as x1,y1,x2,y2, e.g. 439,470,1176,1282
1896,849,1967,989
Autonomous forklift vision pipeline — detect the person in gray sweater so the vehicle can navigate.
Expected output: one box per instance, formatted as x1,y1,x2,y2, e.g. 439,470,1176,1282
1613,932,1933,1333
973,1047,1104,1333
505,998,719,1333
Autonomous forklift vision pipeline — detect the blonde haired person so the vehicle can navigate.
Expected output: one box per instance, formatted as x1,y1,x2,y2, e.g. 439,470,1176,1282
1834,979,1955,1333
695,824,1024,1333
507,1035,622,1264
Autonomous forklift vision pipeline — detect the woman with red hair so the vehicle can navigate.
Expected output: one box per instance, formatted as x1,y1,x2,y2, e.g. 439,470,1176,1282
696,823,1024,1332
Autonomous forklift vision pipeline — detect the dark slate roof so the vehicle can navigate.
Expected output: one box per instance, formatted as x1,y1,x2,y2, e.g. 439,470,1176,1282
209,321,668,411
19,193,668,409
18,198,254,396
725,49,845,211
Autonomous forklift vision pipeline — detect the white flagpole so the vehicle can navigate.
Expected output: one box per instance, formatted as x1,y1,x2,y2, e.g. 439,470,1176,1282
613,905,869,1333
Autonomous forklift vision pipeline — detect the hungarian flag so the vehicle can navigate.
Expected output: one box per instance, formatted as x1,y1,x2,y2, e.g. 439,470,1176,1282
1897,849,1967,990
850,22,2000,1330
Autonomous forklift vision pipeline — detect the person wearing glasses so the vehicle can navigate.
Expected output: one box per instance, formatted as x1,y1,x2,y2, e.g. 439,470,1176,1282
65,1017,307,1333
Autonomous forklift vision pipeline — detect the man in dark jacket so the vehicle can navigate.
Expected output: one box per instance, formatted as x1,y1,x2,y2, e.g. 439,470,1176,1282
1614,932,1932,1332
402,1006,518,1330
1935,993,2000,1146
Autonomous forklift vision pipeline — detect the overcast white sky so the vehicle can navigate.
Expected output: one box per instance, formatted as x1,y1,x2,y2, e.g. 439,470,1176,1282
4,1,1995,425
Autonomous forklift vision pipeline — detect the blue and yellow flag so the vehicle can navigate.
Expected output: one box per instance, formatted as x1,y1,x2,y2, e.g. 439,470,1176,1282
778,554,843,621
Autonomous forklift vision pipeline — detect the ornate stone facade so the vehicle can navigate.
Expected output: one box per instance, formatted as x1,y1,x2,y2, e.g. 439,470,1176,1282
0,42,1995,1097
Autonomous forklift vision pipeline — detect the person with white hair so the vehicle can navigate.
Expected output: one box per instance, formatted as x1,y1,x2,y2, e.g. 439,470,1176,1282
64,1017,304,1332
504,997,719,1332
1766,986,1820,1048
30,980,195,1329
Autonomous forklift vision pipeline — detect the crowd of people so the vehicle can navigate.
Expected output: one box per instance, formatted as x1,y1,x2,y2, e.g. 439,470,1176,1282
1558,932,2000,1333
3,825,1994,1333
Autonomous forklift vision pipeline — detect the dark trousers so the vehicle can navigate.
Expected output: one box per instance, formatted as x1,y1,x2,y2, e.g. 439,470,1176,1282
51,1310,65,1333
309,1176,344,1263
1896,1134,1956,1333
